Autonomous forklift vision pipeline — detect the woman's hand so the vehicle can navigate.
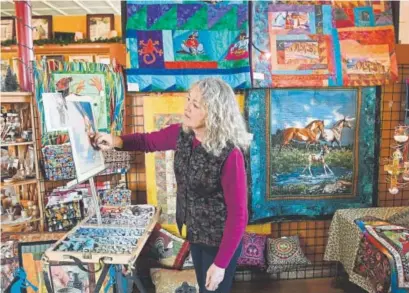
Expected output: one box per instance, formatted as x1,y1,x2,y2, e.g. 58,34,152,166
89,132,123,150
205,263,225,291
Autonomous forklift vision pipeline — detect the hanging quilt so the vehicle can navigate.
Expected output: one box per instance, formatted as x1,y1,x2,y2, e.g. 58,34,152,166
247,87,380,222
125,1,251,92
251,1,398,88
144,93,245,236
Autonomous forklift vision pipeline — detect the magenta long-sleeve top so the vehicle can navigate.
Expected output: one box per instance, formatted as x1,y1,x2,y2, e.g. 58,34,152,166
120,123,248,268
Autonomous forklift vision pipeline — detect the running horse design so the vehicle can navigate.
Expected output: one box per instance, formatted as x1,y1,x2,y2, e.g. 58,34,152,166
302,144,333,177
320,117,355,147
279,120,325,151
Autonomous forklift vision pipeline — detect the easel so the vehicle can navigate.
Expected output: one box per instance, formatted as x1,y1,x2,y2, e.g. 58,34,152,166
58,171,149,293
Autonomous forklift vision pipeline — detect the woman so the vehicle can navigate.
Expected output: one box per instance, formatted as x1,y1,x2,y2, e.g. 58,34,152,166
91,78,252,292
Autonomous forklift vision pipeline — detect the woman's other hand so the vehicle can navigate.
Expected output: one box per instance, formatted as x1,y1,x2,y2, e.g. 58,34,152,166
89,132,123,150
205,263,225,291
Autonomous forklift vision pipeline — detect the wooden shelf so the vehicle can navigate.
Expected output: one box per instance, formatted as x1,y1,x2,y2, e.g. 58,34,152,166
1,141,34,147
1,43,126,66
1,92,32,103
0,178,37,189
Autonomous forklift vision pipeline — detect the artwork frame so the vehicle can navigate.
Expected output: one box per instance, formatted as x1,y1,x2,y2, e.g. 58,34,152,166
247,87,380,223
86,14,114,41
95,55,111,65
18,240,57,293
0,17,15,41
65,95,105,184
68,55,94,63
32,15,53,40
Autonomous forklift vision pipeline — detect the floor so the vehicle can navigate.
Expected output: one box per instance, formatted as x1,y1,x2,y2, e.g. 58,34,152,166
144,277,368,293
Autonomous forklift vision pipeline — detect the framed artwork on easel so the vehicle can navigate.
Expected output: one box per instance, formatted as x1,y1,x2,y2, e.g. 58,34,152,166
65,95,105,183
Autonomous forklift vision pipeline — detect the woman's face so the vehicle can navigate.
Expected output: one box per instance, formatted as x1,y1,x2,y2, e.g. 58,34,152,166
183,85,206,130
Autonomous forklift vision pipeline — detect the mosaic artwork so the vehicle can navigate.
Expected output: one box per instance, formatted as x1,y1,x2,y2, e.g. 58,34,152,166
144,93,245,235
55,227,143,255
85,205,156,227
45,200,83,232
247,87,379,222
251,1,398,88
125,1,251,92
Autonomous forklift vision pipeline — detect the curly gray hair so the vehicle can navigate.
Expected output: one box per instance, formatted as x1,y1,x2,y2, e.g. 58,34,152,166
183,78,253,156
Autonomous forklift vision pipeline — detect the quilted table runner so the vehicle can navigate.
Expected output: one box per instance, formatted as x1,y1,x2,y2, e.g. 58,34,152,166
354,218,409,293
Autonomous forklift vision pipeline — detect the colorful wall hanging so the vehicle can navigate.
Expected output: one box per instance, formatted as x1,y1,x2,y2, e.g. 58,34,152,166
33,59,126,140
251,1,398,88
144,92,244,236
247,87,380,222
124,1,251,92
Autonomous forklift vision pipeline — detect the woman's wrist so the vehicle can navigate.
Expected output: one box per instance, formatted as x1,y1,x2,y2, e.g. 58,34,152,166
114,136,124,149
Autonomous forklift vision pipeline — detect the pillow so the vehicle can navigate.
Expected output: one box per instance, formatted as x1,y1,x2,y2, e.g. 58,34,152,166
146,224,190,269
386,208,409,227
237,232,267,268
266,235,311,273
150,268,198,293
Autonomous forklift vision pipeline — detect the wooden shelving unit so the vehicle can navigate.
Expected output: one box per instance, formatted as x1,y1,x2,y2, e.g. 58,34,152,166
1,43,126,67
1,92,44,232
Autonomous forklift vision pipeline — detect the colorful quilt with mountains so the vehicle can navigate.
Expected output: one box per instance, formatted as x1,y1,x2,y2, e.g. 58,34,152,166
125,1,251,92
252,1,398,88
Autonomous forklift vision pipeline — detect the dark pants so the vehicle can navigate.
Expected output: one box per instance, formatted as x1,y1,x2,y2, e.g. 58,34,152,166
190,242,242,293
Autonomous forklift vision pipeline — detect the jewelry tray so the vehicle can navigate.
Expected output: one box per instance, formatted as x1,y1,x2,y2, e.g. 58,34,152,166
44,205,160,266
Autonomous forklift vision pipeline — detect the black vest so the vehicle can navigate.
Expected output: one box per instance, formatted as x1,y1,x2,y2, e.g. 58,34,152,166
174,128,234,247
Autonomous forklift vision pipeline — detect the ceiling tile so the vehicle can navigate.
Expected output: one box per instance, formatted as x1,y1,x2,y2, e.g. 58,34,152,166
32,1,54,9
52,1,81,8
1,2,14,11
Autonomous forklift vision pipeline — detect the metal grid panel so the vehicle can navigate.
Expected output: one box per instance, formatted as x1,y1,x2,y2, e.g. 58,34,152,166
378,64,409,206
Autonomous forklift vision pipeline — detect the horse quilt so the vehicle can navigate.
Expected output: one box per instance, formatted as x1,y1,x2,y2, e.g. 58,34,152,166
353,218,409,293
247,87,379,222
251,1,398,88
124,1,251,92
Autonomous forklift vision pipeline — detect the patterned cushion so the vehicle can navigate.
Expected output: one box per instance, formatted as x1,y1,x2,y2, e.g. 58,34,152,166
386,208,409,227
237,232,267,268
146,224,190,270
266,235,311,273
150,268,198,293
